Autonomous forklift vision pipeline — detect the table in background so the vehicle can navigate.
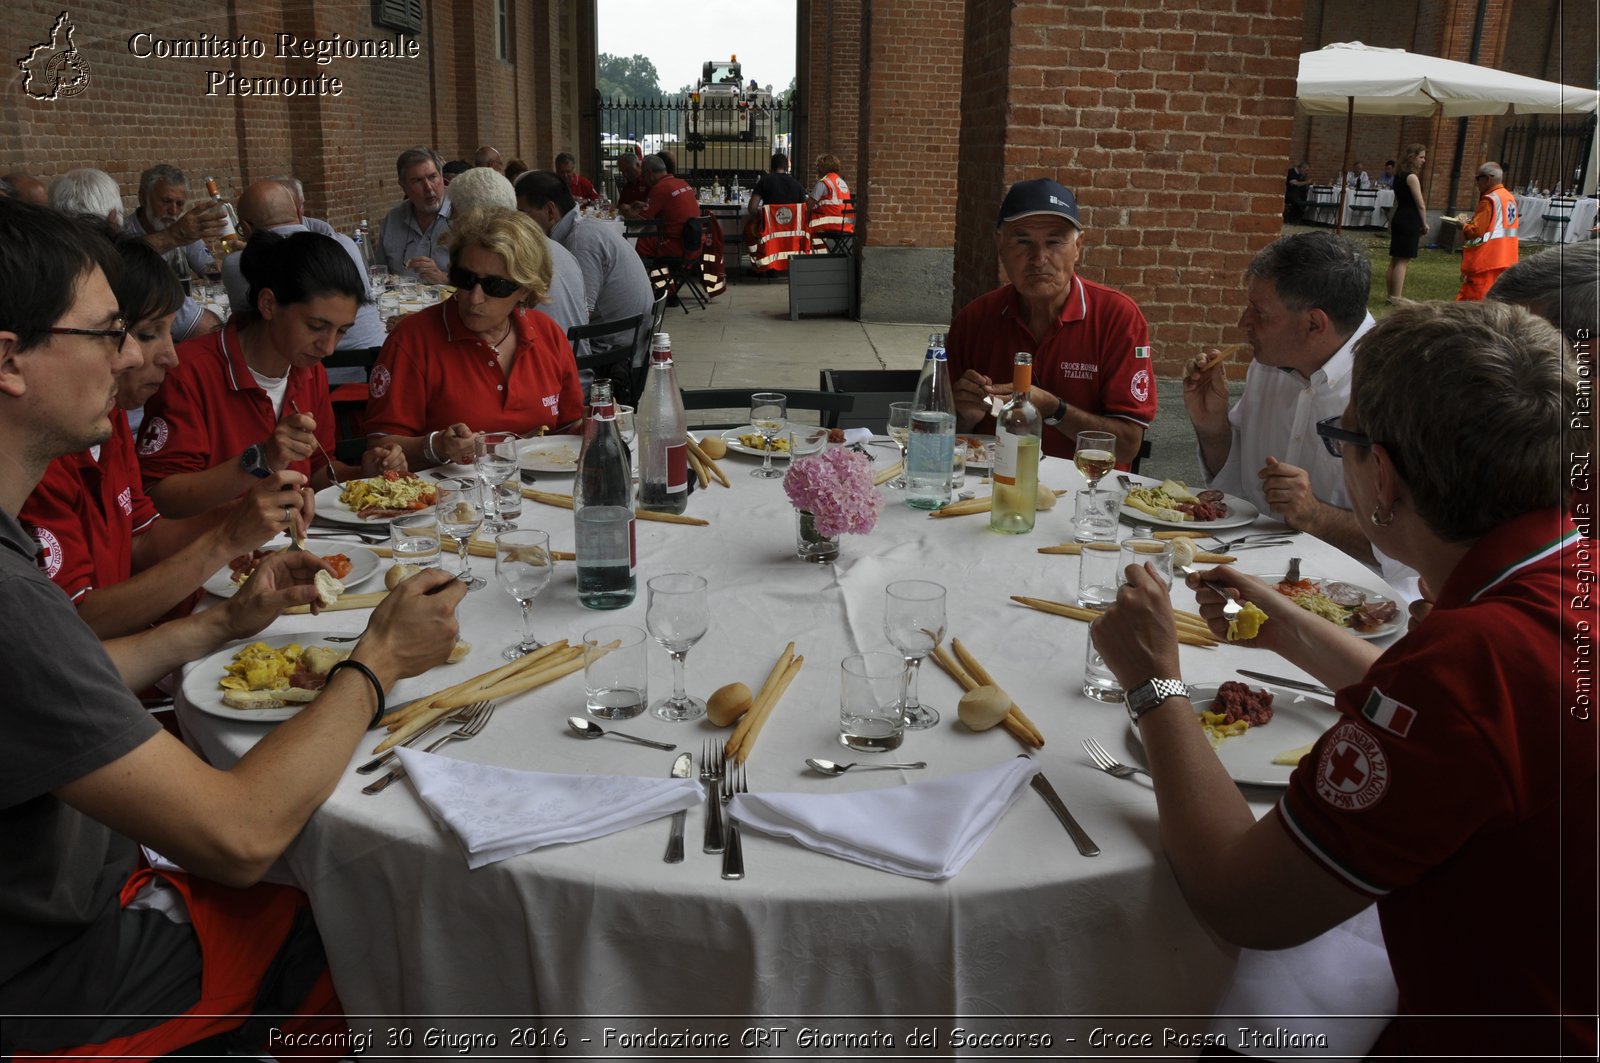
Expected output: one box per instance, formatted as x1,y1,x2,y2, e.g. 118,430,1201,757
177,449,1402,1032
1307,187,1395,229
1514,195,1599,243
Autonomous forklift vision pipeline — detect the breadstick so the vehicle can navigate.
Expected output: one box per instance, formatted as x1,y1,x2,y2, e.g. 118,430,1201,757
726,642,795,755
687,447,710,489
1153,530,1209,540
373,642,573,746
684,437,730,487
284,591,388,615
431,646,586,709
950,638,1044,747
731,654,804,763
1010,596,1216,648
933,646,1039,748
872,461,904,487
521,488,710,526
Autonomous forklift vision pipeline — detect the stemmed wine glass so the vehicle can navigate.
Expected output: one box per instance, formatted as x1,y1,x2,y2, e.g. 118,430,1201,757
749,392,787,479
884,579,947,729
645,572,710,722
434,476,486,591
495,529,553,659
1075,430,1117,507
886,401,913,489
476,430,520,533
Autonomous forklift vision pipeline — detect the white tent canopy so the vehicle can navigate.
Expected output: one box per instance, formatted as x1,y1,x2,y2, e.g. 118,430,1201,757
1298,41,1600,118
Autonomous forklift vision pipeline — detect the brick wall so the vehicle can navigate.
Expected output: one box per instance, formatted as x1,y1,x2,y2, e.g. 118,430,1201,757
954,0,1304,373
797,0,862,189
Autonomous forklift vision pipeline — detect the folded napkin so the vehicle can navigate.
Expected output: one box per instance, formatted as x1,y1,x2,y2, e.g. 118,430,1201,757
729,755,1039,880
841,427,874,445
396,748,704,869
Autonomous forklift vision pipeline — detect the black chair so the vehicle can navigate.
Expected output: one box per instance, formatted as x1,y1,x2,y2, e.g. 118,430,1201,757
569,312,647,405
818,203,856,255
1347,188,1379,227
681,387,854,430
644,217,708,313
1541,197,1577,242
818,368,920,432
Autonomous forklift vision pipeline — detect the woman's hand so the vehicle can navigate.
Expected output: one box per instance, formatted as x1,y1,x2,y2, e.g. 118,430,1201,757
218,472,312,554
361,443,408,477
265,411,319,471
1093,562,1182,688
436,423,478,466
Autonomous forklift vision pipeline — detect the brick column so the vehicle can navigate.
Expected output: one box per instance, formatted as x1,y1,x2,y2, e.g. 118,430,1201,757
953,0,1304,374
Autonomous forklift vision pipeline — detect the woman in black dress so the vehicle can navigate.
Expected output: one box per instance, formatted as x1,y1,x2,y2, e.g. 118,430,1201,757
1386,143,1429,301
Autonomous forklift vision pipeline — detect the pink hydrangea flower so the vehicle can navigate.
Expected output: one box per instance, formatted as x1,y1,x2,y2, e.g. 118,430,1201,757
783,447,881,538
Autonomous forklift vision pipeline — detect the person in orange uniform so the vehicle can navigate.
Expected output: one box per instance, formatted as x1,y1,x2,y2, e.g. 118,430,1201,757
806,153,854,237
1456,161,1519,302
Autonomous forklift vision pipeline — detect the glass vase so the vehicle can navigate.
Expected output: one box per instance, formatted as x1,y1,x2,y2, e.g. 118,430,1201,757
795,509,840,564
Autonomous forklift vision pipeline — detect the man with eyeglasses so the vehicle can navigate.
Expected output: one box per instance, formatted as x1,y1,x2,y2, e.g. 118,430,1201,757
377,145,452,285
0,198,466,1056
1183,231,1418,598
1456,162,1519,302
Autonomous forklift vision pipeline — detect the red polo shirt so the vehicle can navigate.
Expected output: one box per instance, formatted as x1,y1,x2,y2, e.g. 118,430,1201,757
1277,509,1595,1057
635,176,700,260
617,178,649,208
363,299,582,438
947,278,1157,462
20,411,160,601
565,173,599,202
137,320,334,488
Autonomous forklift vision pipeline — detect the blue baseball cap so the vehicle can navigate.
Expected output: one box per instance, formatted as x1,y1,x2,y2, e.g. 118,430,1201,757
997,178,1083,230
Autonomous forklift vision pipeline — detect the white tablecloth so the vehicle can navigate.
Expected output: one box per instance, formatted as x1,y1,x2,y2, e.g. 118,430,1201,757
1514,195,1599,243
1306,187,1394,229
177,450,1400,1045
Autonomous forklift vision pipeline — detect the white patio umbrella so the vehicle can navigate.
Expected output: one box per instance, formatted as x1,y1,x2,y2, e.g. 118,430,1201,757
1296,42,1600,228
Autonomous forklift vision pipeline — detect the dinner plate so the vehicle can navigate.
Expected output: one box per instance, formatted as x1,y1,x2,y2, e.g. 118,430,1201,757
1260,573,1404,641
1127,681,1338,787
182,632,348,724
519,437,582,474
719,426,792,461
1119,490,1259,531
312,480,435,526
956,434,996,469
203,541,380,599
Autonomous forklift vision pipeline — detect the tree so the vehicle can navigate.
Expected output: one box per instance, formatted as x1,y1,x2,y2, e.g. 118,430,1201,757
598,53,664,101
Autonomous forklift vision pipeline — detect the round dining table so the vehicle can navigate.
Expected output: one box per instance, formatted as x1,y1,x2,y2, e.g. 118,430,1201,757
176,441,1401,1051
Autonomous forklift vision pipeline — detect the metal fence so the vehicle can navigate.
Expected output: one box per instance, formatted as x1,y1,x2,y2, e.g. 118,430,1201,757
594,93,798,198
1499,114,1596,194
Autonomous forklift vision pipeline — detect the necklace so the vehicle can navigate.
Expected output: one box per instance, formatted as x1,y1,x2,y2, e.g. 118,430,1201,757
488,321,513,349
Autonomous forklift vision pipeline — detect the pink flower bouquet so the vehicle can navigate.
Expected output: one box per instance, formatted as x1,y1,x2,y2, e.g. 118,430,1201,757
783,447,882,538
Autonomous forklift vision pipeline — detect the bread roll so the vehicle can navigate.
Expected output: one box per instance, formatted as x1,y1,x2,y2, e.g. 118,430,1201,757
698,437,728,460
958,685,1011,731
314,569,345,607
707,682,753,727
385,563,423,590
222,687,318,710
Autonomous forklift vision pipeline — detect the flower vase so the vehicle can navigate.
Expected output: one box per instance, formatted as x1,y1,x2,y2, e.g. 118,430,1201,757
795,509,840,564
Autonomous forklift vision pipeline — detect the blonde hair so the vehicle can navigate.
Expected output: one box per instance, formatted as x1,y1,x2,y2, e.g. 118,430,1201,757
444,206,551,306
816,154,842,177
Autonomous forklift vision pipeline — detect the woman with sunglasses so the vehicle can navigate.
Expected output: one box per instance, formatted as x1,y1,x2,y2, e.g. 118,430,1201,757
138,230,402,519
21,234,302,636
363,207,583,468
1091,301,1592,1058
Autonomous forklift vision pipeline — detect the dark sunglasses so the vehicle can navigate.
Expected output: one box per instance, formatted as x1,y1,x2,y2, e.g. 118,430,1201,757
1315,414,1373,458
46,321,129,353
448,267,523,299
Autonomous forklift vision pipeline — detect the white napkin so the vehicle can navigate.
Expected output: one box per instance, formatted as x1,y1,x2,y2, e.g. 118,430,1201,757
396,748,704,869
841,427,874,445
729,755,1039,880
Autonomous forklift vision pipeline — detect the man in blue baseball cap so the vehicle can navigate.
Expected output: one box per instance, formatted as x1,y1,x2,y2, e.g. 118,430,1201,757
948,177,1156,467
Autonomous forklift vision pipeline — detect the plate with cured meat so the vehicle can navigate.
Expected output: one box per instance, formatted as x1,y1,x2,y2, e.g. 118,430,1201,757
315,473,437,525
1118,479,1259,531
1127,681,1338,787
1261,573,1404,640
182,632,353,723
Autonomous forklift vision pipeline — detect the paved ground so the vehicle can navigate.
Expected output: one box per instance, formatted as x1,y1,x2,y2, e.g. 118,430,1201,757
666,277,1230,486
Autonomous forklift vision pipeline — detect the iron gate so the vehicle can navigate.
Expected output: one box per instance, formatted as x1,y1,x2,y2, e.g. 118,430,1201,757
594,92,798,199
1499,114,1596,194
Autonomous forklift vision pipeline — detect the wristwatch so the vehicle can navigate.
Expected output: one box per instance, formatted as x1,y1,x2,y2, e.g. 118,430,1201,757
1043,397,1069,426
239,443,273,479
1124,678,1190,724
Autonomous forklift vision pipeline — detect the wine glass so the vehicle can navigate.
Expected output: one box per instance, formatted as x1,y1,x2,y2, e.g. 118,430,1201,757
475,430,520,533
884,579,947,730
434,476,486,591
885,401,913,489
645,572,710,722
495,530,554,659
1075,430,1117,503
749,392,787,479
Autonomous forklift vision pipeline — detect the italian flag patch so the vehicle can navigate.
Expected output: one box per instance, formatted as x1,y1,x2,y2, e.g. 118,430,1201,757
1360,687,1416,738
1134,345,1151,359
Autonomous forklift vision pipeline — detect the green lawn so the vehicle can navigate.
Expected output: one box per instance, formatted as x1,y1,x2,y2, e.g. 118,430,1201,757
1283,223,1464,315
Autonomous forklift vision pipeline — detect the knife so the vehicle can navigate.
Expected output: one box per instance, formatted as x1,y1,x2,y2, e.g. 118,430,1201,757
1236,670,1335,698
664,752,693,863
1030,772,1100,857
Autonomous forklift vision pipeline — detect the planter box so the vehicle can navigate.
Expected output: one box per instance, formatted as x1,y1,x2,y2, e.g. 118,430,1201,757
789,253,854,319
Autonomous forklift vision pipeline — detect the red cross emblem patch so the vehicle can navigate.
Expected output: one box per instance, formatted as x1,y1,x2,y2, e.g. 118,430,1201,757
1314,719,1389,811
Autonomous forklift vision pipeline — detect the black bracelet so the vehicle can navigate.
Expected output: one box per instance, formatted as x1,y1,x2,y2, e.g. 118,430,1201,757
326,660,386,728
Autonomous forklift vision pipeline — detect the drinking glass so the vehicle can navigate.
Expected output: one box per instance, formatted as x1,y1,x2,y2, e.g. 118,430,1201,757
495,530,553,659
476,431,520,533
884,579,947,729
367,264,389,299
1119,537,1174,588
839,652,906,752
885,401,913,489
1073,487,1124,542
1075,430,1117,505
789,424,828,458
1083,619,1124,702
1077,540,1122,607
388,511,441,569
749,392,787,478
645,573,710,722
616,404,637,484
434,476,486,590
583,624,648,720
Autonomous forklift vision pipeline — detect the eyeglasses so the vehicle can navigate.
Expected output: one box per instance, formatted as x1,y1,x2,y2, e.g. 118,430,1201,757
448,267,523,299
1315,414,1372,458
46,322,129,353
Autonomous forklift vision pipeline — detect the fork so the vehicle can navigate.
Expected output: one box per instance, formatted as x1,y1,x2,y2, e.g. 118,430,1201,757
721,763,747,881
702,739,726,854
292,399,341,491
362,700,495,794
1210,531,1300,551
1083,737,1152,781
355,701,477,774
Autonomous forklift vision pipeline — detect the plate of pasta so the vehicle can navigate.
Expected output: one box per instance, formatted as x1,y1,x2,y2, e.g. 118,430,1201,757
1262,573,1403,640
1119,479,1258,531
316,473,437,525
519,438,581,474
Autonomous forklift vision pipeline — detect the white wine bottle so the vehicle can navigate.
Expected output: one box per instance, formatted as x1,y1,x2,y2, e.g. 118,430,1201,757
991,351,1041,534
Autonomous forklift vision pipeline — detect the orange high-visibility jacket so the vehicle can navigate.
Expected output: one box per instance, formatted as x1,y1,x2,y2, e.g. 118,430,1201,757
1461,186,1520,274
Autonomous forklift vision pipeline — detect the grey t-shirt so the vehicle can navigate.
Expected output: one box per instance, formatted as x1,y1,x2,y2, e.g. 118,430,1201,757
538,234,592,359
551,210,654,358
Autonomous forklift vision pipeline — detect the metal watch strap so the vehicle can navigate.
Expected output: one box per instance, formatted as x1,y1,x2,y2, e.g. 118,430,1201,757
1125,678,1190,723
240,443,272,479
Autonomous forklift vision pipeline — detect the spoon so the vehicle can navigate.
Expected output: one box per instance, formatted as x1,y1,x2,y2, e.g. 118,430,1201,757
1178,565,1242,619
566,717,677,751
806,758,927,776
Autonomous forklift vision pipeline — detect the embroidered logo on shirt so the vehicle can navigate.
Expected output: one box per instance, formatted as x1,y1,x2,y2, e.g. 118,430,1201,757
117,487,133,516
1130,368,1151,404
1134,345,1151,359
31,526,63,578
542,393,559,409
1057,361,1097,380
137,416,169,456
1314,718,1390,811
369,364,392,399
1359,687,1416,738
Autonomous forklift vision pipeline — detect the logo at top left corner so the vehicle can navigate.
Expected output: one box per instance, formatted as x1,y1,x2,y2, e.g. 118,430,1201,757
17,11,92,101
